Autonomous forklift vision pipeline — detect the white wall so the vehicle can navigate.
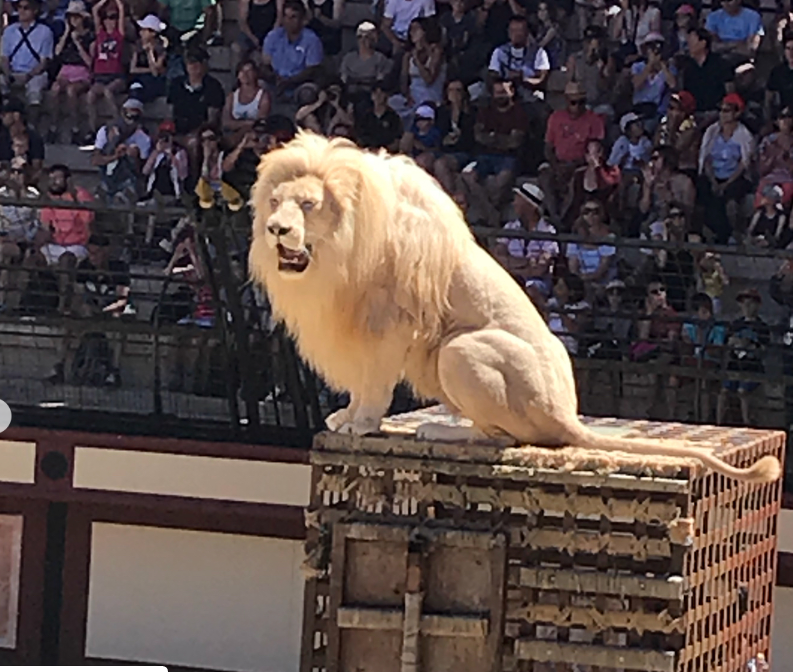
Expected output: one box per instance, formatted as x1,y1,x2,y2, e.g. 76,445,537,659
85,523,305,672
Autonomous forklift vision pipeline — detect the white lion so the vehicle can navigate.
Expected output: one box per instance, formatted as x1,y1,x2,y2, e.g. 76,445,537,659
249,131,780,484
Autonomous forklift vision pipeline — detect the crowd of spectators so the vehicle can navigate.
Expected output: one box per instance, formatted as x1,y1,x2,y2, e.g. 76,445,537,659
0,0,790,425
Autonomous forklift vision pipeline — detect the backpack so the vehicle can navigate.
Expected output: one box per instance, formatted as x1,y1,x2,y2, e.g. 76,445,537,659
71,332,114,387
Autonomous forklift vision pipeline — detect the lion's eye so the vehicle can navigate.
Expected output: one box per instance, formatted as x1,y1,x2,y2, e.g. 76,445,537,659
301,201,315,212
269,198,279,210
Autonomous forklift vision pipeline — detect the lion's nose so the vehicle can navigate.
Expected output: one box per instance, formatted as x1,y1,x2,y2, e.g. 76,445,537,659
267,222,292,237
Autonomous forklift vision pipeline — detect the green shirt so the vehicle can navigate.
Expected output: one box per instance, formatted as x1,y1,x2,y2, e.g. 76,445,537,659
163,0,213,32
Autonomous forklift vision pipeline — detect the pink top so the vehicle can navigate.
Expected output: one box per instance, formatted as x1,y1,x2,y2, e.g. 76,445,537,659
93,28,124,75
40,187,94,247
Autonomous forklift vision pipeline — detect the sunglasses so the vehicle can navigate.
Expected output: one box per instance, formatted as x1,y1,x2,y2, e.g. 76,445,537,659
569,99,585,106
650,287,667,295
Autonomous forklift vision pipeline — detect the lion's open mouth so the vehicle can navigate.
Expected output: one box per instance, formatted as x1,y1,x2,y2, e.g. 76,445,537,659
277,243,311,273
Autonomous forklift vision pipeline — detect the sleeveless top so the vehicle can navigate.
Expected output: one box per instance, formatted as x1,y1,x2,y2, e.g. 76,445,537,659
232,87,263,120
307,0,341,55
93,28,124,75
246,0,277,43
408,52,446,108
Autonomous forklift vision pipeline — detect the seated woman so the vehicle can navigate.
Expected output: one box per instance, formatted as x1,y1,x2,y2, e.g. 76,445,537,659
47,0,94,145
129,14,168,103
697,93,754,245
638,144,695,235
566,199,618,301
87,0,127,141
432,79,475,193
562,139,620,229
389,17,446,126
221,60,271,146
630,33,676,133
755,106,793,210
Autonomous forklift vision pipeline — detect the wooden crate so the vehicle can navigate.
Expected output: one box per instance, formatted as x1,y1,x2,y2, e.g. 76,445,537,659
301,406,786,672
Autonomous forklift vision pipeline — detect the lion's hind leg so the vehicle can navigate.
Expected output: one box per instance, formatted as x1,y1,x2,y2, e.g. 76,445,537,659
415,329,577,447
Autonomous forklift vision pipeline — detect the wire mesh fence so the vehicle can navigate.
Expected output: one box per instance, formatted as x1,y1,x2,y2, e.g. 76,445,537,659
3,191,793,466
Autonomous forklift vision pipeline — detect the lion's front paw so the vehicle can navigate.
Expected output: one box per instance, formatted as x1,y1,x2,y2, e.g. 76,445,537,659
324,407,352,432
336,417,382,436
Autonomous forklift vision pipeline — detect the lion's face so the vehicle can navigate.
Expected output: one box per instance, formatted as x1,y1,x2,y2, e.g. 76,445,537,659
257,175,335,277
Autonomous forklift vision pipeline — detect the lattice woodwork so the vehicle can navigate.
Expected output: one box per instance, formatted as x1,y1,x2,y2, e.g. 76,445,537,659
301,406,785,672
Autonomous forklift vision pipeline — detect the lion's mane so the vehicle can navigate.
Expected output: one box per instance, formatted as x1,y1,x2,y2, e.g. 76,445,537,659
249,132,473,389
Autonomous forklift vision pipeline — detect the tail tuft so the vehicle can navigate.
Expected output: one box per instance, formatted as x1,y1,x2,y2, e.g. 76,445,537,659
743,455,782,484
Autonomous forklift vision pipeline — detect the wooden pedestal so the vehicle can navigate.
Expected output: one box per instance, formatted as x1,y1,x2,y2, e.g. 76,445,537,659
301,407,785,672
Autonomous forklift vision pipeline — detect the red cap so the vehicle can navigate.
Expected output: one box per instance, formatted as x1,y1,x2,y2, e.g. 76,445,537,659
676,3,695,14
722,92,745,113
672,90,696,115
158,119,176,134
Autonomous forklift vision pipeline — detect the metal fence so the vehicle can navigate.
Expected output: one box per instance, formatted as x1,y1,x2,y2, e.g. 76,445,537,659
4,194,793,458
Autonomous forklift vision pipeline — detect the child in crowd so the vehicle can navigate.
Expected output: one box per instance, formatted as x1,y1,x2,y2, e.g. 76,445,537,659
747,184,790,248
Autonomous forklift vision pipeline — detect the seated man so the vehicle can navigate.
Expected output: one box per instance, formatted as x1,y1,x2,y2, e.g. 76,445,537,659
0,156,42,311
46,233,131,386
168,46,225,170
705,0,763,62
488,15,549,104
539,81,605,222
261,0,324,102
0,0,54,122
464,79,528,209
91,97,152,204
27,164,93,315
340,22,393,100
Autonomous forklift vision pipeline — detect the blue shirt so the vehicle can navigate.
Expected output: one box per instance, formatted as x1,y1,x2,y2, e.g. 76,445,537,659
630,60,677,112
705,7,763,43
262,26,323,79
1,21,54,74
709,132,743,180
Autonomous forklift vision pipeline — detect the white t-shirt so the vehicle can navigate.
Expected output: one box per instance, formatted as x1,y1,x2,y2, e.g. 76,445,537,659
384,0,436,41
94,124,152,160
497,218,558,262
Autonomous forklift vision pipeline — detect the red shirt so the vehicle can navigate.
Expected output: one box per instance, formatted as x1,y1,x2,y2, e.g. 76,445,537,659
476,102,529,156
93,29,124,75
40,187,94,247
545,109,606,163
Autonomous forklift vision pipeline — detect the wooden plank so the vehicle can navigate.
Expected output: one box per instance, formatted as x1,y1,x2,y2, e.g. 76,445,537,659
325,526,348,672
299,577,320,672
311,451,691,494
513,528,671,558
516,640,677,672
506,603,684,634
519,567,686,600
337,606,402,630
336,607,489,637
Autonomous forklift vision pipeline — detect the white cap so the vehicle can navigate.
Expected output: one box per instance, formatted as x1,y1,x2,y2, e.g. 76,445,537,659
122,98,144,112
137,14,165,32
620,112,641,133
415,104,435,121
641,31,665,46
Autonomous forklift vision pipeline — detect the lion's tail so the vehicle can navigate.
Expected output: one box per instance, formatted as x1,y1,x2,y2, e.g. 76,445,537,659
565,423,782,484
